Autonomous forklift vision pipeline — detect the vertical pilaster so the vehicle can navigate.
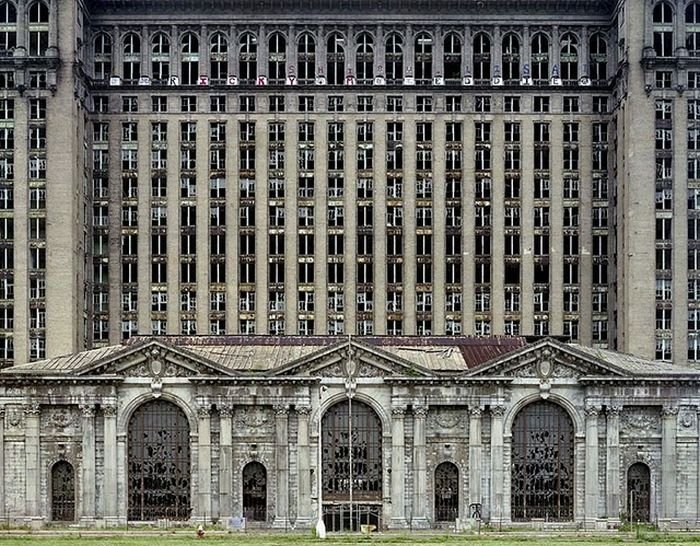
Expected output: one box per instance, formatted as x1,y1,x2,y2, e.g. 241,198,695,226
197,405,212,522
80,404,96,523
103,404,118,523
584,404,601,527
219,405,233,518
296,405,312,525
661,405,678,520
605,405,621,522
273,405,290,527
390,406,406,527
0,407,4,518
489,405,505,524
24,403,40,521
468,406,483,513
412,405,428,527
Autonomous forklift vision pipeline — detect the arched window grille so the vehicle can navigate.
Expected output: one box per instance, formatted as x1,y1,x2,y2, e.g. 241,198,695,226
0,2,17,55
414,32,433,84
434,462,459,522
385,33,403,83
326,32,345,85
210,32,228,83
687,3,700,56
443,33,462,82
151,33,170,83
268,33,286,84
28,1,48,56
511,400,574,522
355,32,374,84
239,33,257,84
589,33,607,83
560,32,579,83
472,33,491,82
242,462,268,522
502,33,520,82
51,461,76,522
531,33,550,83
93,33,112,81
122,33,141,83
180,33,199,85
627,462,651,523
653,2,674,57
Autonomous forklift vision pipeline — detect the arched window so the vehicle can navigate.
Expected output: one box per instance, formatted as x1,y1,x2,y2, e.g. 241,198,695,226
297,33,315,83
434,462,459,522
414,32,433,84
627,462,651,523
180,33,199,85
356,32,374,84
28,1,48,56
93,33,112,81
210,33,228,83
321,399,382,531
385,33,403,83
589,33,607,83
0,2,17,55
242,462,267,522
268,33,286,84
326,32,345,85
502,33,520,82
443,33,462,82
560,32,579,83
531,33,550,83
239,33,257,84
51,461,75,521
127,400,191,521
653,2,674,57
151,33,170,82
473,33,491,81
122,33,141,83
687,3,700,56
511,400,574,521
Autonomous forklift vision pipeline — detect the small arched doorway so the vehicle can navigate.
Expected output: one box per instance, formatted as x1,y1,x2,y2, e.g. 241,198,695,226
511,400,575,521
127,399,191,521
627,462,651,522
321,399,383,531
51,460,75,521
434,462,459,522
242,461,267,522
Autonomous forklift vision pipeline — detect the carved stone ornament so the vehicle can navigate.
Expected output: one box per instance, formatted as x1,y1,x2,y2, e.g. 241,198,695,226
585,405,602,418
469,406,483,418
662,405,679,417
391,406,406,417
413,405,429,418
680,409,696,429
79,404,95,418
6,407,23,428
102,404,117,418
491,405,506,417
512,365,538,378
273,405,289,417
429,408,461,430
620,408,661,436
233,407,274,435
296,405,312,417
219,405,233,418
45,409,78,430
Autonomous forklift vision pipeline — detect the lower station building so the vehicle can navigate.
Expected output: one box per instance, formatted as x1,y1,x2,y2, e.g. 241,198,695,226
0,335,698,529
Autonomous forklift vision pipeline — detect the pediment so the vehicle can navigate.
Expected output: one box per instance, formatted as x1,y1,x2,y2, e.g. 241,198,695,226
466,339,628,379
76,340,238,378
270,339,434,378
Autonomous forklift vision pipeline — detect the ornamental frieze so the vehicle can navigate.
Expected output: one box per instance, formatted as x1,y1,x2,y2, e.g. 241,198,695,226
620,408,661,437
233,407,275,436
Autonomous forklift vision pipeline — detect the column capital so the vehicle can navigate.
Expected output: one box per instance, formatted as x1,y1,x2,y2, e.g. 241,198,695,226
607,404,623,416
468,405,483,417
102,404,117,418
197,405,211,418
585,404,602,418
296,405,312,417
273,404,289,416
662,405,679,417
23,403,40,416
391,405,407,417
219,404,233,418
490,404,506,417
413,405,428,418
79,404,95,418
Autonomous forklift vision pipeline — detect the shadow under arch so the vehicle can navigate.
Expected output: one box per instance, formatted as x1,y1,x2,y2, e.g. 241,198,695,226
117,391,197,436
503,393,584,438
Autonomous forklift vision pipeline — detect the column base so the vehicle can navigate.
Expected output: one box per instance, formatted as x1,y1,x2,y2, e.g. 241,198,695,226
272,517,292,529
294,517,314,529
79,517,95,527
388,517,407,529
26,517,44,530
102,517,123,527
409,516,430,529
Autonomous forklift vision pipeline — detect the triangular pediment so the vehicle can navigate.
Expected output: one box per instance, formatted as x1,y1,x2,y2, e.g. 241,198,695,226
76,339,238,378
466,338,629,379
270,339,435,378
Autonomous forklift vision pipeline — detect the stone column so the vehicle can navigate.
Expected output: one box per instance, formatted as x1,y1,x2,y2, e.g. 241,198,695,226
584,404,601,527
412,405,428,527
273,405,290,528
103,404,118,524
468,406,483,515
296,405,312,525
605,405,622,522
0,407,4,518
219,405,233,518
489,405,505,524
24,403,40,521
390,406,406,527
80,404,96,523
661,405,678,520
198,405,212,522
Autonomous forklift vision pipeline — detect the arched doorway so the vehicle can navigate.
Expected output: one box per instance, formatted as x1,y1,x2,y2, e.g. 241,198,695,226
127,400,191,521
627,463,651,522
434,462,459,522
511,400,575,521
321,399,382,531
242,462,267,522
51,461,75,521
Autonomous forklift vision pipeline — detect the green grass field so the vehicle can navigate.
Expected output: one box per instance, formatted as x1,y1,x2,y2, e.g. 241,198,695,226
0,532,697,546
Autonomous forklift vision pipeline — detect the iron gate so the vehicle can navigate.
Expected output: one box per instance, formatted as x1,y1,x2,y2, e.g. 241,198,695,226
51,461,75,521
242,461,267,521
434,461,459,521
627,462,651,522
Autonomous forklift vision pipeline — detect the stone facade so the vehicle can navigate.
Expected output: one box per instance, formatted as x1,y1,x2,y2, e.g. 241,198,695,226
1,334,700,529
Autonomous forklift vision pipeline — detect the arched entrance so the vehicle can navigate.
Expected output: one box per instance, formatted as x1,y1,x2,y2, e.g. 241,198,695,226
511,400,575,521
127,400,191,521
321,399,382,531
51,461,75,521
242,461,267,522
434,462,459,522
627,463,651,522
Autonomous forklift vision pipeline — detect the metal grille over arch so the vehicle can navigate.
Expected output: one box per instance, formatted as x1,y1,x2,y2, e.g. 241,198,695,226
511,400,575,521
242,461,267,522
627,462,651,522
127,400,191,521
321,399,382,531
434,461,459,522
51,461,75,521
